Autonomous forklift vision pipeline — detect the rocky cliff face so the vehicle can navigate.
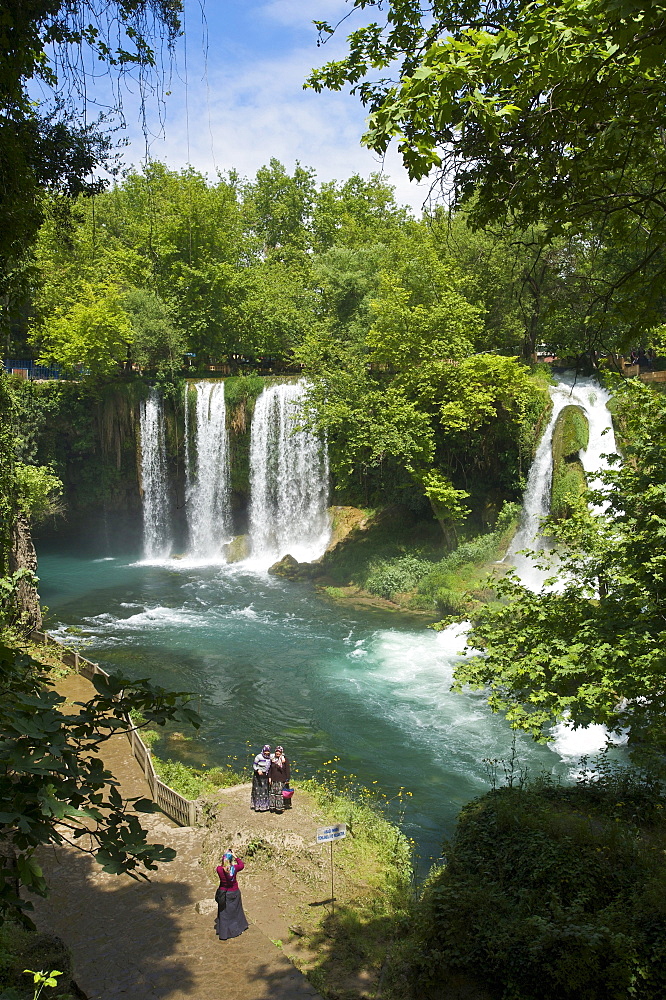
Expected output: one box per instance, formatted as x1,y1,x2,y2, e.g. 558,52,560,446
9,514,42,630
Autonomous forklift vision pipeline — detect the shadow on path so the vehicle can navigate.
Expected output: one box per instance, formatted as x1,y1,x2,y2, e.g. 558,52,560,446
32,847,197,999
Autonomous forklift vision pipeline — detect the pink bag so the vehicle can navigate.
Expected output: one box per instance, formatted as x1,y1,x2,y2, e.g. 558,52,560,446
282,786,294,799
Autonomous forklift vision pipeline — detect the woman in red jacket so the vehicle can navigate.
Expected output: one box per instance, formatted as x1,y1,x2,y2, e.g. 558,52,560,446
215,851,249,940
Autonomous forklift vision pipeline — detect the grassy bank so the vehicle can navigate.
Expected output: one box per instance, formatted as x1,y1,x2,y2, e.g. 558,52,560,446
151,752,248,798
382,758,666,1000
318,501,521,615
297,776,414,999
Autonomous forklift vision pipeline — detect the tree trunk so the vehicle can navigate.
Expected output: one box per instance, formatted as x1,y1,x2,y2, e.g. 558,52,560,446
8,514,42,630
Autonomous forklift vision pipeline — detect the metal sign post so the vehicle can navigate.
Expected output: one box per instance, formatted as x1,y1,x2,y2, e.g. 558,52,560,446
316,824,347,919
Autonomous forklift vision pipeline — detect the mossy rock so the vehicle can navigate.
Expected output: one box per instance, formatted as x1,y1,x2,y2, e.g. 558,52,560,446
224,534,250,563
551,405,589,519
552,404,589,465
268,554,316,580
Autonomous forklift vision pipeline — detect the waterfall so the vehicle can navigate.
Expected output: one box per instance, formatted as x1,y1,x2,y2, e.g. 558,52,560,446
507,373,617,589
248,382,330,566
186,380,232,559
139,389,171,560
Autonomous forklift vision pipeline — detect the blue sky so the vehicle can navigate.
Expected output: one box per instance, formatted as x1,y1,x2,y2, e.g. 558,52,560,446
115,0,430,213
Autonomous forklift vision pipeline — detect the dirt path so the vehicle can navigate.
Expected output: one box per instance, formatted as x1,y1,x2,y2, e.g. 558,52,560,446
30,674,325,1000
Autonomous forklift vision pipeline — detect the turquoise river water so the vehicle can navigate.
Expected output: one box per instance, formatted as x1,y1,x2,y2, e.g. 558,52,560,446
37,538,615,869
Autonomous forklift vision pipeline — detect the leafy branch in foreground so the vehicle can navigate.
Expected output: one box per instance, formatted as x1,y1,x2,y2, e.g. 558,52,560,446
444,378,666,744
0,640,199,925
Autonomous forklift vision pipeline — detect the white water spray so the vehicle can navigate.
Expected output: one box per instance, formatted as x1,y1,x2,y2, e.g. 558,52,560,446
139,389,172,560
437,374,619,760
507,374,617,590
507,374,620,756
186,381,232,559
248,382,330,566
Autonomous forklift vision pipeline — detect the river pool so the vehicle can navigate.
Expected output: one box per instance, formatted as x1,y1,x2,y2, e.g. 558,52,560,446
37,538,611,869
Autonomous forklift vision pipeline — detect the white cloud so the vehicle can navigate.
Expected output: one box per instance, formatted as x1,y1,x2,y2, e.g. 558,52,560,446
259,0,356,30
135,40,432,214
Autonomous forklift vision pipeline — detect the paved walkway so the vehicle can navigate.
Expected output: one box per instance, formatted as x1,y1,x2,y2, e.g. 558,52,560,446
31,675,323,1000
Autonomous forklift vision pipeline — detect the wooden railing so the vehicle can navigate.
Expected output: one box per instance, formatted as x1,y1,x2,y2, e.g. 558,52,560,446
31,630,199,827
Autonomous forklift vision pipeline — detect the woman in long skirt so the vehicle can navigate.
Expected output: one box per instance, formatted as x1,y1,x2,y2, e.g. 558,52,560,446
215,852,249,940
251,744,271,811
268,746,291,813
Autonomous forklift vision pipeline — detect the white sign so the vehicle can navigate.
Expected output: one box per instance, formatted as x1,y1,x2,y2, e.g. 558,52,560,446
316,823,347,844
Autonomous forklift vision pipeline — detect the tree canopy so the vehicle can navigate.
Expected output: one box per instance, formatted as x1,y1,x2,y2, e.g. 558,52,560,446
308,1,666,347
454,378,666,743
0,0,182,287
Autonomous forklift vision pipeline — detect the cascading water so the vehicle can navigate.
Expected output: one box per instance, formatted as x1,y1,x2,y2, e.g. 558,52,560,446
139,389,171,560
248,382,330,566
501,373,622,756
186,381,232,559
41,376,625,862
506,373,617,589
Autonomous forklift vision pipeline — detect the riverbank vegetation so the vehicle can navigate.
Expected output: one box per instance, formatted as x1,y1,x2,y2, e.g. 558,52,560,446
296,776,413,998
310,500,521,614
383,757,666,1000
453,378,666,745
132,713,248,798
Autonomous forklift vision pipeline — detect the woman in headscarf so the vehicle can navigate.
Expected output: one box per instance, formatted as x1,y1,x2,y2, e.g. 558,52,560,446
215,850,249,941
251,744,271,811
268,745,291,814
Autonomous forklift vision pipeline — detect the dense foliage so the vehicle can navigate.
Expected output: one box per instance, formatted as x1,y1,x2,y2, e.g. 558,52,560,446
398,763,666,1000
309,1,666,350
0,1,182,298
455,378,666,741
0,162,570,518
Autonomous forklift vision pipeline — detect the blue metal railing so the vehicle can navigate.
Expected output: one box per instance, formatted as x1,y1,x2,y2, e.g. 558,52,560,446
3,359,64,380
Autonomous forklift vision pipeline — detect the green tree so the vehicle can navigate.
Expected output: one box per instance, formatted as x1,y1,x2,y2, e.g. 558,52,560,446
299,224,548,522
242,159,316,252
309,1,666,345
124,288,184,375
236,256,316,361
312,172,411,251
454,378,666,743
35,281,134,376
0,1,181,301
0,638,199,925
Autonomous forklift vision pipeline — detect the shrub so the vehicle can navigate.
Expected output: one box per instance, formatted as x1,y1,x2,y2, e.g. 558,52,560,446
0,925,75,999
222,374,266,409
417,501,521,611
151,755,246,798
407,769,666,1000
365,555,432,599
